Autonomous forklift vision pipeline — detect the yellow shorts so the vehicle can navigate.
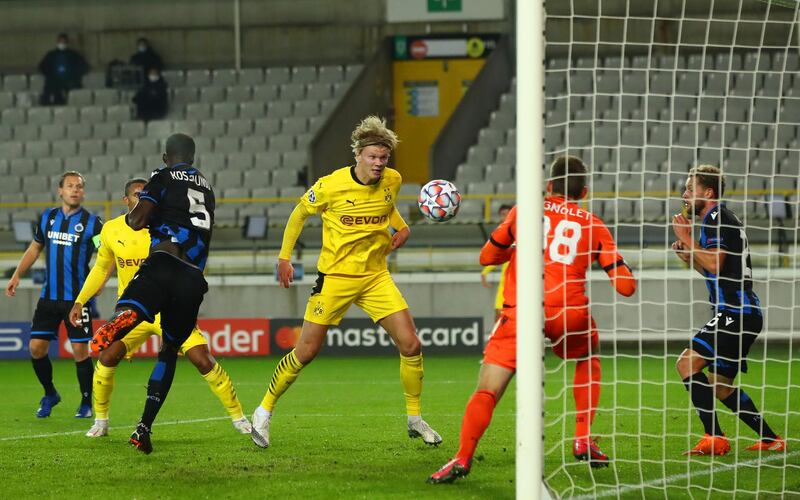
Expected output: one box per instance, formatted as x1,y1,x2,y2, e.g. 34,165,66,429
304,270,408,326
121,313,207,359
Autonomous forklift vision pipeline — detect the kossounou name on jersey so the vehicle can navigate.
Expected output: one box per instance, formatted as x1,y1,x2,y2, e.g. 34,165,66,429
137,164,215,270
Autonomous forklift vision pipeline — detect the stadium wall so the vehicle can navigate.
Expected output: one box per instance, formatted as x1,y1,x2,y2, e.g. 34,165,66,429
3,271,797,341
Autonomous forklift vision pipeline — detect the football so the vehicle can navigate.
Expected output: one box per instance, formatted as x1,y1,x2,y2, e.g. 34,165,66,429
418,179,461,222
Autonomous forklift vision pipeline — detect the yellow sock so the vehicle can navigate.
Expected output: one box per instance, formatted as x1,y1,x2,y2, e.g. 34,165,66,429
260,349,304,411
400,353,424,416
202,363,245,421
93,362,116,420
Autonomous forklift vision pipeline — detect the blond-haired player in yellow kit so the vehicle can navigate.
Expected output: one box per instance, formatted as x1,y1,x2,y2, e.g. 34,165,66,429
479,204,513,321
250,116,442,449
68,178,251,437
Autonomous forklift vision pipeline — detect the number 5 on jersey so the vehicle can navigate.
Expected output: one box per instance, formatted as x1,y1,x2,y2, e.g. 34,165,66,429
187,188,211,229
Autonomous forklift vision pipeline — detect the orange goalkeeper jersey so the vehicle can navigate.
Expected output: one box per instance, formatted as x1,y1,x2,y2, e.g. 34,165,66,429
480,198,635,310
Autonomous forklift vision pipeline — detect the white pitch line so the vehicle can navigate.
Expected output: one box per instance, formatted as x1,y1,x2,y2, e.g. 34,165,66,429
574,451,800,499
1,412,515,442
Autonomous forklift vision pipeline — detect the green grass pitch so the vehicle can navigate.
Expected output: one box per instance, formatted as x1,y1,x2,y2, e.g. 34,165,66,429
1,348,798,499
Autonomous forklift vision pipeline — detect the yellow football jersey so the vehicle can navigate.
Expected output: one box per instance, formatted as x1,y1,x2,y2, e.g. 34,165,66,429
76,214,151,304
286,166,404,275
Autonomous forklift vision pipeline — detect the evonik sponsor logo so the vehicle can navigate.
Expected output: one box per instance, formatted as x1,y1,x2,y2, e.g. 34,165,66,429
339,214,388,226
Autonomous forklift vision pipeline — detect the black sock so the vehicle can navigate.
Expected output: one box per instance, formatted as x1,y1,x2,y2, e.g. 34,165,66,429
683,373,723,436
31,356,57,396
75,358,94,405
721,389,778,442
140,346,178,429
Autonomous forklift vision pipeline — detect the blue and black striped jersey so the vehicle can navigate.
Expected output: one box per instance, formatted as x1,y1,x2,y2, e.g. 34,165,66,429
699,204,761,316
33,207,103,301
138,163,215,270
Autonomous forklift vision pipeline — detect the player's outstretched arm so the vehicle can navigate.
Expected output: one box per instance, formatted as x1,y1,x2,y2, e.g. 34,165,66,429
276,204,314,288
479,207,516,266
389,206,410,251
126,198,156,231
5,241,43,297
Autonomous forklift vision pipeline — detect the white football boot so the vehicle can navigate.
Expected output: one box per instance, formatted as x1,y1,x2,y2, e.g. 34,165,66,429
408,417,443,446
250,407,271,448
85,419,109,438
232,416,253,434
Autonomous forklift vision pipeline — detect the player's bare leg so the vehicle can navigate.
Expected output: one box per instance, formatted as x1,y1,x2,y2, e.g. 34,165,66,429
184,345,251,434
380,309,442,446
30,338,61,417
252,320,328,448
429,363,513,484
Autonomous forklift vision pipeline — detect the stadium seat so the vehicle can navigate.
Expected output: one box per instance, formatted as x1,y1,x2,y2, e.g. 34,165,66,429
267,101,292,119
622,71,646,94
0,91,14,110
3,74,27,92
214,137,241,154
282,151,308,170
132,137,161,156
69,89,93,107
118,155,144,173
212,102,238,120
244,170,271,187
238,68,264,86
2,108,26,126
227,118,253,138
305,82,332,101
212,68,238,87
24,140,50,159
14,124,38,141
79,106,105,125
186,69,211,87
291,66,317,84
227,152,254,170
252,186,279,199
200,86,226,103
241,136,268,154
485,163,513,183
147,120,173,138
239,101,266,119
293,100,319,118
162,69,185,87
254,117,281,136
317,65,344,83
478,128,505,149
119,121,145,139
173,119,200,137
455,164,484,184
279,83,306,100
226,85,252,102
254,151,282,170
105,138,131,156
271,168,300,187
9,159,36,176
26,107,52,126
214,170,244,191
37,158,63,176
265,67,291,85
172,87,198,107
22,175,49,193
200,119,226,138
252,84,279,101
93,89,120,106
269,134,295,153
93,122,119,141
186,103,212,121
281,116,307,135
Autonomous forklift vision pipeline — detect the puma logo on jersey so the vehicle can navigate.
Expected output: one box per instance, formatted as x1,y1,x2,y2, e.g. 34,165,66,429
118,240,125,246
345,199,356,206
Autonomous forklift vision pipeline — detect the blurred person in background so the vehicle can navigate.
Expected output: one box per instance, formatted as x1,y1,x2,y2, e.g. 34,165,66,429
39,33,88,106
132,67,168,122
129,37,163,78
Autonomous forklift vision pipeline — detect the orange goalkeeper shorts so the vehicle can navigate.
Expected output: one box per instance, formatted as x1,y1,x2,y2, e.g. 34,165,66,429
544,305,598,360
482,311,517,371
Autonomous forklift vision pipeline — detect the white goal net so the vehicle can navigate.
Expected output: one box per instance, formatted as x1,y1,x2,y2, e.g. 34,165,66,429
540,0,800,496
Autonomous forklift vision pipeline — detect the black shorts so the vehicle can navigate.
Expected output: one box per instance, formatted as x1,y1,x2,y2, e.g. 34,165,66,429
691,310,763,379
31,299,91,342
117,251,208,348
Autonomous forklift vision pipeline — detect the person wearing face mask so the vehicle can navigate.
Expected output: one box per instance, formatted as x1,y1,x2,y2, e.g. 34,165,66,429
129,37,163,78
38,33,89,106
132,68,168,121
